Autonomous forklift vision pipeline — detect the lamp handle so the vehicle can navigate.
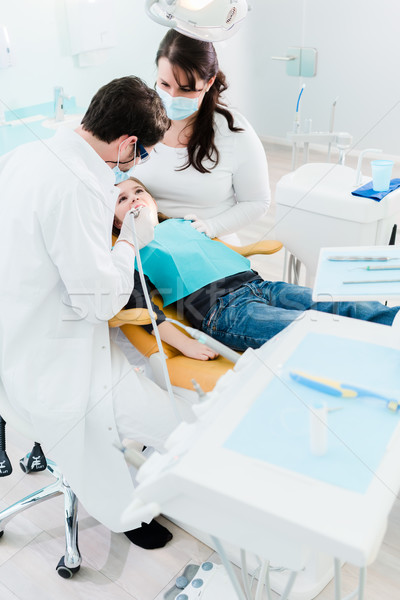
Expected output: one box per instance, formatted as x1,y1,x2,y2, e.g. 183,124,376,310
271,55,297,61
145,0,178,28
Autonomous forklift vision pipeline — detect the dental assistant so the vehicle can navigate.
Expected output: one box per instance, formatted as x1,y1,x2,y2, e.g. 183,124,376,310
129,30,271,243
0,77,176,547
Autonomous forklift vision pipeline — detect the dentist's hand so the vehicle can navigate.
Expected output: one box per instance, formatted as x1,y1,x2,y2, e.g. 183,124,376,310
117,206,154,250
184,214,213,238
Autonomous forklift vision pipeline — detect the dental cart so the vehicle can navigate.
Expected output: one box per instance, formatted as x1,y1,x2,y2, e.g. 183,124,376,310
123,312,400,600
274,163,400,286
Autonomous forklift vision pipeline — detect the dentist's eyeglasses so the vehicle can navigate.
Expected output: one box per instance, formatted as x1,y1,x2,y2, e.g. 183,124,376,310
107,142,150,167
116,143,150,166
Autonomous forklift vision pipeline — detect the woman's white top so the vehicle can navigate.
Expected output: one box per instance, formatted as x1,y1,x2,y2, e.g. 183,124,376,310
135,109,271,239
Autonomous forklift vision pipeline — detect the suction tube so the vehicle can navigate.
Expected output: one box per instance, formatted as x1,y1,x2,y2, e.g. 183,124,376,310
293,84,306,144
129,210,182,423
165,318,241,364
296,84,306,114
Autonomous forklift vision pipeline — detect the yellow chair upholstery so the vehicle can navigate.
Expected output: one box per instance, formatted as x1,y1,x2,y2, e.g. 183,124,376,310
110,237,283,392
109,307,154,328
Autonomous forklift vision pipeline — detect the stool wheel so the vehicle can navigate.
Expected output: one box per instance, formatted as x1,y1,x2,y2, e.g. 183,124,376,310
0,530,4,539
19,460,28,474
56,556,80,579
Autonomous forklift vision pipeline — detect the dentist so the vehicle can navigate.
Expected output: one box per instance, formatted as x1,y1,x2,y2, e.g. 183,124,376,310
0,76,177,548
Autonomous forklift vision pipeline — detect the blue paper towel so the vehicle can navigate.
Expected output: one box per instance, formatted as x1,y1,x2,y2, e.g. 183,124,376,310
351,178,400,201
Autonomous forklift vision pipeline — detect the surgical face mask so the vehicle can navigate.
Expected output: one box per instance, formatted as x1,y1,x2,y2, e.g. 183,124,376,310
114,163,137,185
156,84,200,121
113,141,137,184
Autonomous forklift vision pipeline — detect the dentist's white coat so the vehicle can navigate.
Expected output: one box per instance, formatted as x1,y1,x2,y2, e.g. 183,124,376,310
0,128,170,531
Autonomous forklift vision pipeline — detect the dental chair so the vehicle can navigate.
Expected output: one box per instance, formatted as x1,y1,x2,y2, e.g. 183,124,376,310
0,380,81,579
109,238,283,393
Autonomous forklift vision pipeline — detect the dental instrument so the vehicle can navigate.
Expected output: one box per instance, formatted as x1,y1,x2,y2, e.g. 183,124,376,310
291,85,305,170
328,256,396,261
130,206,142,218
329,97,338,134
313,248,400,301
288,91,352,171
327,96,338,162
343,278,400,285
290,369,400,411
362,264,400,271
129,208,183,422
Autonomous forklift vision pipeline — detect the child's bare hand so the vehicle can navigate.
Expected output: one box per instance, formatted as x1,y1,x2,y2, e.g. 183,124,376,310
181,338,218,360
155,321,219,361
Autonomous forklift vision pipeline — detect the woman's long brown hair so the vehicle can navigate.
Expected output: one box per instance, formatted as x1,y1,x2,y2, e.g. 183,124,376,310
156,30,243,174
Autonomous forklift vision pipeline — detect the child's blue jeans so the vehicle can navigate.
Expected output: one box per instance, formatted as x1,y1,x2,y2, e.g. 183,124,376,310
201,279,399,352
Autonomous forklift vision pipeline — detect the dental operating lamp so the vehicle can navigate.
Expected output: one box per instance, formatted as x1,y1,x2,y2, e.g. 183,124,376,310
145,0,249,42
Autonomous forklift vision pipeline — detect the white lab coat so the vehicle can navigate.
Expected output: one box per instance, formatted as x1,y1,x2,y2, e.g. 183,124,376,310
0,128,160,531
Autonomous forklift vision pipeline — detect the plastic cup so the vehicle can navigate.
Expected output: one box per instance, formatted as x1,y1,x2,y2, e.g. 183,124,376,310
371,159,394,192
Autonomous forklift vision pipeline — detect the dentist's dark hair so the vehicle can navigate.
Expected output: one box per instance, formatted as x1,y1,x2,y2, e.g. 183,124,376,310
81,76,170,147
156,30,243,174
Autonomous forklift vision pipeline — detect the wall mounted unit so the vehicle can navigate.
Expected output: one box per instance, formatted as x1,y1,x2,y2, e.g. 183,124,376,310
65,0,116,67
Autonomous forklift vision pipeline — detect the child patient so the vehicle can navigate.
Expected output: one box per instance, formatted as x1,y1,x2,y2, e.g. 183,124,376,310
114,178,400,353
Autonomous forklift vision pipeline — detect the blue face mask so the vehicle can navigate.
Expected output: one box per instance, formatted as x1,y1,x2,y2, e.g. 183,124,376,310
156,85,199,121
114,163,136,184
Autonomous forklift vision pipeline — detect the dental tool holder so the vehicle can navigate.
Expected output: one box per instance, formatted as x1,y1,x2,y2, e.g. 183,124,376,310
354,148,383,187
288,129,353,170
275,162,400,286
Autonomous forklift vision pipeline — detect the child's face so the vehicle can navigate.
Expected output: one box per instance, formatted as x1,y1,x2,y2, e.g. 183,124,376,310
115,179,158,228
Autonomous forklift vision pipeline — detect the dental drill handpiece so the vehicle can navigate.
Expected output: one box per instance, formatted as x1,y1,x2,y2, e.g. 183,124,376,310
130,206,142,218
129,207,183,423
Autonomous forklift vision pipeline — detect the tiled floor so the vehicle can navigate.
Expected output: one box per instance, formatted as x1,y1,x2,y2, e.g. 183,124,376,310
1,144,400,599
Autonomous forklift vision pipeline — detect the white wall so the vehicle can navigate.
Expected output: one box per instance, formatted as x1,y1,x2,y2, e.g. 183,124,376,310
1,0,399,155
0,0,166,110
303,0,400,155
225,0,304,140
239,0,400,156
